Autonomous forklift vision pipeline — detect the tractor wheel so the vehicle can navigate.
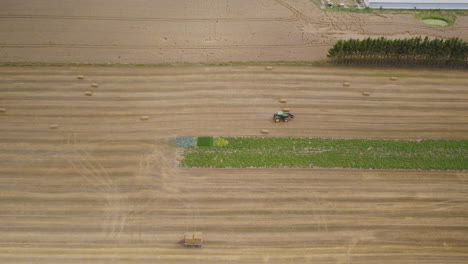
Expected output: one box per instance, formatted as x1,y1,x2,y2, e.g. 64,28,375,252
284,118,289,122
275,118,281,123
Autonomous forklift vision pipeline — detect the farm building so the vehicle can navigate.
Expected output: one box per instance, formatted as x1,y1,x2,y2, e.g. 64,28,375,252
364,0,468,9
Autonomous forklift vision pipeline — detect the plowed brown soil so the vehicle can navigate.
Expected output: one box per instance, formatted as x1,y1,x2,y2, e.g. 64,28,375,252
1,0,467,63
0,65,467,263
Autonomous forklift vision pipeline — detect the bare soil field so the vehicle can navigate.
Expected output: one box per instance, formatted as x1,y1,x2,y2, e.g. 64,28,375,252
0,0,467,63
0,65,467,263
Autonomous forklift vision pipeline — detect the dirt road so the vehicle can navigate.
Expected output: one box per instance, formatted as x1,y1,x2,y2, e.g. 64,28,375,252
1,0,467,63
0,65,467,263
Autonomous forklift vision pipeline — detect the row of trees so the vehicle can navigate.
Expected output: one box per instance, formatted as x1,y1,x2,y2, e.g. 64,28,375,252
327,37,467,64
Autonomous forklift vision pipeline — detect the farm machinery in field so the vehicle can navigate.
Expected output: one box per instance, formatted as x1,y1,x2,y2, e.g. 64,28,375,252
181,232,203,247
273,111,294,123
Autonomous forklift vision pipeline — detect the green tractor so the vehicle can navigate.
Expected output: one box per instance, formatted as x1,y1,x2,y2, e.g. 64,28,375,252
273,111,294,123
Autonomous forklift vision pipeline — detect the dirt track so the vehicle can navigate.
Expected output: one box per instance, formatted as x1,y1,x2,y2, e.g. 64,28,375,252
0,65,467,263
1,0,467,63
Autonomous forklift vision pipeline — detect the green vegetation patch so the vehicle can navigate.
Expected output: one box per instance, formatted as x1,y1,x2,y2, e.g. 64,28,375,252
197,136,214,147
416,10,459,27
422,19,449,27
215,137,229,147
182,137,468,170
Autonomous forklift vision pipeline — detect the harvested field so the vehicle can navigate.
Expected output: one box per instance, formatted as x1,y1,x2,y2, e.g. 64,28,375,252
0,65,467,263
0,0,467,64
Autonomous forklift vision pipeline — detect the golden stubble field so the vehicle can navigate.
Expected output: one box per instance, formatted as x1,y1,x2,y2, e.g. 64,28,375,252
0,65,467,263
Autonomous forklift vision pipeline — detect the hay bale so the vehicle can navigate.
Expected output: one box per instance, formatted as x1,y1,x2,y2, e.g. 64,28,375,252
84,91,93,96
265,66,273,70
282,108,290,112
193,232,203,244
184,233,194,244
91,83,99,88
390,77,398,81
49,124,59,129
140,116,149,121
279,98,287,103
260,129,269,134
0,108,6,113
361,92,370,96
184,232,203,244
77,75,85,80
343,82,350,87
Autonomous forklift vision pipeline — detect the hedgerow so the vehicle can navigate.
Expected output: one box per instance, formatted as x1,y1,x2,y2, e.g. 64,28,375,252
327,36,468,67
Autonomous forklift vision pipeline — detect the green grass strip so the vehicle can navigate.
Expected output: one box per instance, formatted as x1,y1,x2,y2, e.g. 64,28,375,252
181,137,468,170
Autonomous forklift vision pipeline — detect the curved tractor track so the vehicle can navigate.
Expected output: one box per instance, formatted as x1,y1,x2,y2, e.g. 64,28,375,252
0,65,467,263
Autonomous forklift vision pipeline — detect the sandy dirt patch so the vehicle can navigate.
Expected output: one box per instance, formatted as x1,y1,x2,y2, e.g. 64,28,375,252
0,0,467,63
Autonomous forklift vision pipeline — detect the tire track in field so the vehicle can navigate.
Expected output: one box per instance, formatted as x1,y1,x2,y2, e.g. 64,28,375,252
0,14,298,22
59,134,127,240
0,65,467,140
0,42,329,50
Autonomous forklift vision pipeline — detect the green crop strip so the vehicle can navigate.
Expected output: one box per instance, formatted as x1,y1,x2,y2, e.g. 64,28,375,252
181,137,468,170
197,136,214,147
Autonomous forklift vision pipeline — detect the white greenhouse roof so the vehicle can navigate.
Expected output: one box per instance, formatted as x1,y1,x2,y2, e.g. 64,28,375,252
366,0,468,9
368,0,468,3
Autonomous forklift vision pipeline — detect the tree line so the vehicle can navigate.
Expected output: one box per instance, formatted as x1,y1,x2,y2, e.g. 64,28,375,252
327,36,467,66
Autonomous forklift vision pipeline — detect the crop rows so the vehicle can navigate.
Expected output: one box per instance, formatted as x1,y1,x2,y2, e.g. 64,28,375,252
182,137,468,170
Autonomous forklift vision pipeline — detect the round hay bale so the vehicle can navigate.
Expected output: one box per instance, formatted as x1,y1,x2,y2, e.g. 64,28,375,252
77,75,85,80
91,83,99,88
343,82,350,87
390,77,398,81
140,116,149,121
0,108,6,113
265,66,273,70
260,129,269,134
361,92,370,96
282,108,290,112
279,98,287,103
49,124,59,129
84,91,93,96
